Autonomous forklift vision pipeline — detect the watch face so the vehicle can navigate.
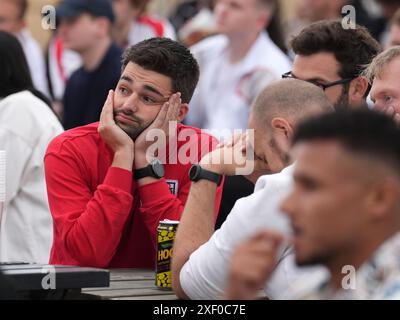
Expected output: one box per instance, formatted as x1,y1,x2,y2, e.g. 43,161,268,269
189,165,200,181
152,160,165,178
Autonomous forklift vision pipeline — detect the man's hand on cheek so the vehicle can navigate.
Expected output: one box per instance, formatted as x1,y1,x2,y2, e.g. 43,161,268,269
98,90,135,171
98,90,134,154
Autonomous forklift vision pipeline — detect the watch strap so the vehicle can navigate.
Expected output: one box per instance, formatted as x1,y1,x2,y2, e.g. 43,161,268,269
134,165,153,180
191,165,223,186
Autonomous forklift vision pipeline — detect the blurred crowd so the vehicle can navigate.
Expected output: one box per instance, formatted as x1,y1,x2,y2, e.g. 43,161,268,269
1,0,400,130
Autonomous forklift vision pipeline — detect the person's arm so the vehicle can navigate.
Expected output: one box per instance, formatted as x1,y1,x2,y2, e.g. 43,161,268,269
45,151,134,267
45,90,136,267
171,179,219,299
173,161,295,300
172,134,253,298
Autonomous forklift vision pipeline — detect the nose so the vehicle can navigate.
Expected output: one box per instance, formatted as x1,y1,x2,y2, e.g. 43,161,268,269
214,2,227,17
121,91,140,113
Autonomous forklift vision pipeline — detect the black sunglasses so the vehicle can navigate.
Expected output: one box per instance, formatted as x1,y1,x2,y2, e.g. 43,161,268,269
282,71,354,91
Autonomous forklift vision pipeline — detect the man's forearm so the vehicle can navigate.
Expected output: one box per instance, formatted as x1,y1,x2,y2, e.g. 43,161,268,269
171,179,218,298
112,148,134,171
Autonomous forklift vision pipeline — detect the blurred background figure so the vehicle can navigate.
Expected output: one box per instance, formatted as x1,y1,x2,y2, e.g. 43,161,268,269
56,0,122,130
0,0,49,98
46,32,82,115
286,0,387,47
376,0,400,44
0,31,63,264
186,0,291,138
184,0,291,225
112,0,176,48
385,8,400,48
170,0,216,46
365,45,400,123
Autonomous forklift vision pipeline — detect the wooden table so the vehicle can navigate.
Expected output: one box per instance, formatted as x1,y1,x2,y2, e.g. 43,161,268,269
82,269,177,300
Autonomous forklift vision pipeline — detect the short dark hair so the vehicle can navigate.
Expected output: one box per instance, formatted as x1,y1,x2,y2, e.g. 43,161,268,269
292,110,400,176
122,37,200,104
290,20,381,80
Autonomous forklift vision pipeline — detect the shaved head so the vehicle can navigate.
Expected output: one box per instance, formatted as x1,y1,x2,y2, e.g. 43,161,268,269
251,79,334,129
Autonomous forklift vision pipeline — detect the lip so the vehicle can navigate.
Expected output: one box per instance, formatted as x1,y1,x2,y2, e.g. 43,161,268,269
115,114,137,125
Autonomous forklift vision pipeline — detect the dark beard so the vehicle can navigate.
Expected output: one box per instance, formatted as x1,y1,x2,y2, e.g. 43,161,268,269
269,137,290,167
114,111,147,140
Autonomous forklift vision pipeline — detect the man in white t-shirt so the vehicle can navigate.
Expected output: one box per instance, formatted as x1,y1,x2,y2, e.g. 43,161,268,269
0,0,49,98
185,0,291,140
171,79,333,300
112,0,176,48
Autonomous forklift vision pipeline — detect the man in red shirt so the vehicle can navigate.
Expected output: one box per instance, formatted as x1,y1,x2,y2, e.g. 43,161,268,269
44,38,223,268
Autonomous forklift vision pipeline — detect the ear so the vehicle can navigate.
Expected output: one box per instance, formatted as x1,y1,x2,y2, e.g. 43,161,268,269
366,178,400,221
177,103,189,122
257,9,270,31
348,77,369,107
270,117,293,140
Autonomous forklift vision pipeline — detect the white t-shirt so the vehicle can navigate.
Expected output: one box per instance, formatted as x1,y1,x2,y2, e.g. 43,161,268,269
180,164,327,299
186,32,291,140
128,15,177,45
0,91,64,263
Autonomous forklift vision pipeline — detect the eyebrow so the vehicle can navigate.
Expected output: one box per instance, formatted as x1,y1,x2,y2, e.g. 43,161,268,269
119,75,165,98
291,72,327,83
120,75,133,83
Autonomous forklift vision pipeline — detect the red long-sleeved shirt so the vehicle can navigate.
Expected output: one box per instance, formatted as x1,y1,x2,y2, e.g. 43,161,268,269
44,122,223,268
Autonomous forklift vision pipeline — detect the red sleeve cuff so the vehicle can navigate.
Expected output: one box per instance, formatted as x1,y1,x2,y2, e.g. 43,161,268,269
103,167,133,193
138,179,172,204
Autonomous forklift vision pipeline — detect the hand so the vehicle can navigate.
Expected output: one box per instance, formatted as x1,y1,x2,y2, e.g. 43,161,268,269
383,106,400,124
134,93,182,167
199,133,247,175
243,139,272,183
98,90,134,171
98,90,134,154
225,230,284,300
199,133,270,177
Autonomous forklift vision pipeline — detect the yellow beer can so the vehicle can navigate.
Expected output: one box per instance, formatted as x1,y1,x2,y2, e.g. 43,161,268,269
156,219,179,289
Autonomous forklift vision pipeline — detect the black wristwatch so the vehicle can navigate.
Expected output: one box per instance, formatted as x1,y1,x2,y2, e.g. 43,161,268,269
134,159,165,180
189,164,223,186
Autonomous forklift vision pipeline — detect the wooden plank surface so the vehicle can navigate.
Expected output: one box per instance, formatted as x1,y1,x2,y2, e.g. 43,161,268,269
83,269,177,300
